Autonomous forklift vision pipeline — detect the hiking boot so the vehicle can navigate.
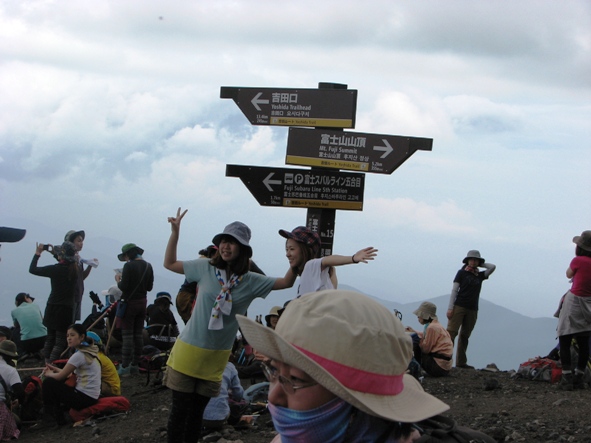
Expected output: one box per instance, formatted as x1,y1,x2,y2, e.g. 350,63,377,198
573,371,586,389
117,365,131,377
29,411,60,432
559,372,573,391
130,364,140,375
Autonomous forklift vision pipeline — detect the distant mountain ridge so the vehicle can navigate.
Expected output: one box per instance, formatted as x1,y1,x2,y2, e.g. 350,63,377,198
247,284,558,372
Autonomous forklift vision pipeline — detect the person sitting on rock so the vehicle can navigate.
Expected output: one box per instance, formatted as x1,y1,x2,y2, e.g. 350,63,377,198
406,301,453,377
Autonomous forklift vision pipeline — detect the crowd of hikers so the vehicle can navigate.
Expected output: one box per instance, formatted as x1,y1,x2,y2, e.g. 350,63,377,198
0,221,590,443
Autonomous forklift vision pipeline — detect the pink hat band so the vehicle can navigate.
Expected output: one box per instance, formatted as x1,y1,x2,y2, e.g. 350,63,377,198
294,344,404,395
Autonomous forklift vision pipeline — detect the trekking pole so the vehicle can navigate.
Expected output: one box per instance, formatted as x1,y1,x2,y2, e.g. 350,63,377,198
104,314,118,356
86,301,119,331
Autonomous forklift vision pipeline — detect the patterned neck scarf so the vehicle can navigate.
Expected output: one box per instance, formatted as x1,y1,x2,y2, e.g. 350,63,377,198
208,268,243,330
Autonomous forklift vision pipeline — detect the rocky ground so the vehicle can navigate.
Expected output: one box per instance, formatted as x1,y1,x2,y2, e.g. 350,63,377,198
14,364,591,443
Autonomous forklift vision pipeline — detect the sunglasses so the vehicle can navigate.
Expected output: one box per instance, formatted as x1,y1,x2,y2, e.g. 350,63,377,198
261,362,318,395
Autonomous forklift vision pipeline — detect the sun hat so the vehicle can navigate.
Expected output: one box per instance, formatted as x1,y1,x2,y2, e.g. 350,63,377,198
237,289,449,422
53,241,77,262
155,291,173,304
264,306,282,326
15,292,34,306
85,331,102,345
279,226,321,256
413,301,438,321
573,230,591,252
102,285,122,303
0,227,26,243
118,243,144,261
64,230,85,242
212,222,253,258
462,250,484,266
0,340,18,358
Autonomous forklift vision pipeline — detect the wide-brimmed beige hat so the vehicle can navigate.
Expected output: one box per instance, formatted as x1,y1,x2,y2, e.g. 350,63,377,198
413,301,438,320
264,306,282,326
237,289,449,422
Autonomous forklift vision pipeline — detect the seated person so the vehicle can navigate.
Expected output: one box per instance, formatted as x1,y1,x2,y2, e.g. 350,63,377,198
11,292,47,359
236,289,449,443
202,360,245,431
405,301,453,377
145,292,179,350
0,326,12,342
86,331,121,396
35,324,100,429
235,306,281,380
0,340,23,440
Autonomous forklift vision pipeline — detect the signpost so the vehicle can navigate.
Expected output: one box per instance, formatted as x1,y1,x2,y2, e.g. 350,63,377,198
221,82,432,255
220,86,357,128
226,164,365,211
286,127,433,174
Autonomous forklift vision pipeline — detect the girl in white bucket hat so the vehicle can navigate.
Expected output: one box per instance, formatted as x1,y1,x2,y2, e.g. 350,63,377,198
237,289,449,443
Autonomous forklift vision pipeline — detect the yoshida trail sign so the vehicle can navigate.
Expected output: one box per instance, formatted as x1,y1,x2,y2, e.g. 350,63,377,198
286,127,433,174
220,86,357,128
225,164,365,211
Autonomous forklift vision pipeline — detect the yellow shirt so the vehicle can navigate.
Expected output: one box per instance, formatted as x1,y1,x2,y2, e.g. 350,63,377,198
98,352,121,396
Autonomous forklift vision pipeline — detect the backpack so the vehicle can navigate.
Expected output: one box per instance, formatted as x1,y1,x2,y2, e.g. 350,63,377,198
516,357,562,383
138,345,168,386
415,414,497,443
18,375,43,422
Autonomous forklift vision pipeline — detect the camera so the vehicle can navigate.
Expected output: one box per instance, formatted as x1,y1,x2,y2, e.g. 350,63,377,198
43,244,53,252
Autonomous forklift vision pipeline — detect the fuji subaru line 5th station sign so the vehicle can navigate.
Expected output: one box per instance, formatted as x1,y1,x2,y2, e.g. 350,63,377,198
221,83,432,254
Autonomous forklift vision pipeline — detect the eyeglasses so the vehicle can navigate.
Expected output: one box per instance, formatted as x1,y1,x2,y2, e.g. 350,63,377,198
261,362,318,394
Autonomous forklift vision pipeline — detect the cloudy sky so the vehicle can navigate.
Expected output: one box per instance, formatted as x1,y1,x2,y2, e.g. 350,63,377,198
1,0,590,321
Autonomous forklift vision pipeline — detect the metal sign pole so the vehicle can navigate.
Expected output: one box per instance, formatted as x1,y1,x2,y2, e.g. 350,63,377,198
307,82,348,256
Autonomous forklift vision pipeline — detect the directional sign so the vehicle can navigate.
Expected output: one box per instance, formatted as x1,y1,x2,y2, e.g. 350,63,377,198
285,127,433,174
220,87,357,128
226,164,365,211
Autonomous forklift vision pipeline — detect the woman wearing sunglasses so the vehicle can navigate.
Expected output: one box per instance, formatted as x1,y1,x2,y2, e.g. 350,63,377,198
237,289,449,443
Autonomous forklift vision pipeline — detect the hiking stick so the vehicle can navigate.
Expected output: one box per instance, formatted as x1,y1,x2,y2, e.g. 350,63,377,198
17,367,46,372
105,313,118,356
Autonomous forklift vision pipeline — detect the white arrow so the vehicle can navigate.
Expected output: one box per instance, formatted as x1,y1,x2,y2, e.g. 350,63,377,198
373,139,393,158
251,92,269,111
263,173,282,192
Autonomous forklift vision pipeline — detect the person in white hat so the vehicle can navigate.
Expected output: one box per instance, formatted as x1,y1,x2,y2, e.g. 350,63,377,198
406,301,453,377
556,230,591,390
162,208,297,443
446,250,496,369
237,289,450,443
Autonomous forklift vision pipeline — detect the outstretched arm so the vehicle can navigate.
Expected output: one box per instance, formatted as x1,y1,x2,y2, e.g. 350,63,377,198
164,207,188,274
272,266,297,290
320,246,378,270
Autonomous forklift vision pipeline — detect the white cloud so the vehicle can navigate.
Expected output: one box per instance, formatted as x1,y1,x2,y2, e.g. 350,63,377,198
367,197,476,235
